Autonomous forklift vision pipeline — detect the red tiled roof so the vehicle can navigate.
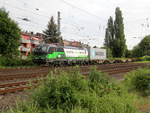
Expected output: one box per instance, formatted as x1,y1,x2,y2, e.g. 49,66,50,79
32,37,39,40
21,34,30,40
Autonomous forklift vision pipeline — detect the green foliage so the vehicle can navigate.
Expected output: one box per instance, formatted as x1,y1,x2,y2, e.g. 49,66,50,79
125,49,132,58
113,7,126,57
137,56,150,61
132,35,150,57
32,70,89,111
0,56,34,67
105,7,127,58
88,67,124,97
6,103,40,113
139,35,150,56
43,16,62,43
96,95,138,113
104,16,114,51
7,68,139,113
107,47,113,58
0,8,20,58
132,45,142,57
124,68,150,96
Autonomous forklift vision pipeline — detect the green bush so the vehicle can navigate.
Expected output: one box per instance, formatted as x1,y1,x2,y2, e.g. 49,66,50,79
6,68,139,113
136,56,150,61
0,56,21,66
32,70,89,111
96,95,138,113
88,67,123,97
144,56,150,61
0,56,34,67
6,103,40,113
124,68,150,96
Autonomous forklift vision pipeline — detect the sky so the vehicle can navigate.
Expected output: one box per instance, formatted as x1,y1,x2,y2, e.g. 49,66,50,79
0,0,150,49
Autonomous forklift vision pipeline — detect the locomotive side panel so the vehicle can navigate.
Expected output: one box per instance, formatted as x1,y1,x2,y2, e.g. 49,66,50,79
64,46,88,60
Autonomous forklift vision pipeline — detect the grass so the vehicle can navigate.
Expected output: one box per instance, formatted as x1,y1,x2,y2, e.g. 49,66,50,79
0,65,38,69
123,67,150,112
134,61,150,63
124,68,150,96
3,67,140,113
0,56,36,68
135,97,150,113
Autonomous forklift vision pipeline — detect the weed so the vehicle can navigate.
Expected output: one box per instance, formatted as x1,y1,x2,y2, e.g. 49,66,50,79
124,68,150,96
6,67,140,113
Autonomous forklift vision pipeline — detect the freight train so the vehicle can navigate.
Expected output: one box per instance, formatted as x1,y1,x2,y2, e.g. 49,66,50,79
33,44,107,66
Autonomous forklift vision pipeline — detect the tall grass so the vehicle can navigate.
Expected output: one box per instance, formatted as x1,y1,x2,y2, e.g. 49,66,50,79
5,67,140,113
124,68,150,96
0,56,35,67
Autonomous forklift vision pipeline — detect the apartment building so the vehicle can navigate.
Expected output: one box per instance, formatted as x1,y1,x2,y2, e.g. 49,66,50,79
19,33,43,57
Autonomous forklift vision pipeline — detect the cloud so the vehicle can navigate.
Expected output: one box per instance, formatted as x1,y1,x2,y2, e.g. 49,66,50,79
0,0,150,49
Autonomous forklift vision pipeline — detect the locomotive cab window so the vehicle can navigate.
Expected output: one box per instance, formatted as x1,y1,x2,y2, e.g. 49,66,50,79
40,45,48,53
48,47,56,54
57,48,64,52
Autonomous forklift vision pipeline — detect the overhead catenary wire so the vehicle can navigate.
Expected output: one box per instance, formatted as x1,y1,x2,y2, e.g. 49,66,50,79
2,0,147,41
14,0,104,33
60,0,105,21
9,0,150,24
4,3,146,39
3,2,89,31
2,0,106,37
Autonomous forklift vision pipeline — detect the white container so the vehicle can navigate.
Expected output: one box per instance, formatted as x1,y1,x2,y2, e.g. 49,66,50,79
88,48,106,60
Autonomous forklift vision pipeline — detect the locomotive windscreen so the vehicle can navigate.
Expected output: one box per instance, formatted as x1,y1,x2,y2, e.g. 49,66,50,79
34,45,48,55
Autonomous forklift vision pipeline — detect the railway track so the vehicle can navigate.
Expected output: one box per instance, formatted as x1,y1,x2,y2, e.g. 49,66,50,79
0,63,149,95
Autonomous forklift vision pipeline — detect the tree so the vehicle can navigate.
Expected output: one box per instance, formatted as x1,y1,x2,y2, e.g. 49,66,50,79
113,7,126,57
104,7,126,58
139,35,150,56
132,45,141,57
132,35,150,57
125,49,132,58
104,16,114,58
43,16,62,43
104,16,114,48
0,8,20,58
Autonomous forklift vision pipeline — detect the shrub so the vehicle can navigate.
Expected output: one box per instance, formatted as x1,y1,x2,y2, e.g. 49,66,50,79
6,103,40,113
124,68,150,96
136,56,150,61
88,67,123,97
0,56,34,67
32,70,88,112
0,56,21,66
6,68,140,113
96,95,139,113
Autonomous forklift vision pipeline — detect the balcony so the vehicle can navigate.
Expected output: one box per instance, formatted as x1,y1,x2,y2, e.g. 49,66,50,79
19,46,31,52
31,40,40,45
20,38,31,43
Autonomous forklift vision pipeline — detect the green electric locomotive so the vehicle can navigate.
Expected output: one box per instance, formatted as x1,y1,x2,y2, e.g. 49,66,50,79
33,44,89,66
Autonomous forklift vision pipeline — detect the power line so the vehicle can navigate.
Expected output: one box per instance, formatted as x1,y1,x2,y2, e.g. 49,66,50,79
60,0,105,21
3,0,106,33
2,1,106,38
14,0,104,32
4,2,87,31
4,2,50,18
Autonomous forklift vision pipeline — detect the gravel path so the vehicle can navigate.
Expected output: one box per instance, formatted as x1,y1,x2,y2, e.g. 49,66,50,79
0,91,29,112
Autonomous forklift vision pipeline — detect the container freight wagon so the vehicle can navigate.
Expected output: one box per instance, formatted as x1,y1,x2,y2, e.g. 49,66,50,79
88,48,106,64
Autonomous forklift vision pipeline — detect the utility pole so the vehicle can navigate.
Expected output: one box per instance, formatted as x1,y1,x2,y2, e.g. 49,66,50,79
57,11,61,35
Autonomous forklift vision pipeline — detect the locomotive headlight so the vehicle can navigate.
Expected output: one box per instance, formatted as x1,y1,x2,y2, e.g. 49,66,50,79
58,55,61,58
